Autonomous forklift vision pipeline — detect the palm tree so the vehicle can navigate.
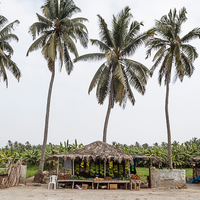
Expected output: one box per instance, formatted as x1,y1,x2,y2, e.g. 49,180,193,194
0,15,20,87
26,0,88,182
74,6,151,142
146,7,200,169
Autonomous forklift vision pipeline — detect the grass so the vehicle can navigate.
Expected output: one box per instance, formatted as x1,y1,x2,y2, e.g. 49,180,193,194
26,165,38,178
136,167,150,181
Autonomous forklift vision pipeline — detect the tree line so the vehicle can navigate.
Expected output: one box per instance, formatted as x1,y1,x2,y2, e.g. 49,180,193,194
1,137,199,168
1,0,200,182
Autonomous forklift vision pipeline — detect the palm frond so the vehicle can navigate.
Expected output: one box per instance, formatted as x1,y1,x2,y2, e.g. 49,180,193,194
113,61,125,90
97,14,114,48
96,66,111,104
62,32,78,57
90,39,110,52
74,53,106,63
0,20,19,37
26,33,49,56
181,28,200,43
88,62,107,94
122,68,135,105
112,6,132,47
0,15,8,29
63,43,73,75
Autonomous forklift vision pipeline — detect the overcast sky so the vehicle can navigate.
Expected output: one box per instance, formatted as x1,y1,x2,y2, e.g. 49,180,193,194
0,0,200,148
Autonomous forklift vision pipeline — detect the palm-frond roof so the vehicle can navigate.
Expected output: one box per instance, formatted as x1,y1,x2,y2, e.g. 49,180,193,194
46,141,158,164
192,156,200,162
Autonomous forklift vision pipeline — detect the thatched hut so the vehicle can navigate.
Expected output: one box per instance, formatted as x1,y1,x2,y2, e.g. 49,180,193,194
47,141,136,177
46,141,159,179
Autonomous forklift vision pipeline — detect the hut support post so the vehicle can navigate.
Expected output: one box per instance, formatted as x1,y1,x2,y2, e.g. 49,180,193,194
128,161,130,177
72,159,74,176
57,157,59,176
104,160,106,177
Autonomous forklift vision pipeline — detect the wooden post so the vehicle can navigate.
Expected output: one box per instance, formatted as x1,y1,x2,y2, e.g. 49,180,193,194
57,157,59,176
104,160,106,177
72,159,74,176
149,159,151,188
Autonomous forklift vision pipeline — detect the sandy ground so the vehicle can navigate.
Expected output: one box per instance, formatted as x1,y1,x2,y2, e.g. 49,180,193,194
0,184,200,200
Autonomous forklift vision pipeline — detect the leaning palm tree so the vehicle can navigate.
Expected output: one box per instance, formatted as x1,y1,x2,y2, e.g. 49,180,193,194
146,7,200,169
0,15,20,87
26,0,88,182
74,6,151,142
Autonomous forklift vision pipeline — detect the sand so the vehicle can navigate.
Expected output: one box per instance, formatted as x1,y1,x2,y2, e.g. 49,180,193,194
0,184,200,200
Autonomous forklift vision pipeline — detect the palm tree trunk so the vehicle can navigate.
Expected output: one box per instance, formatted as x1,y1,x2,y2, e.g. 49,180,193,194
165,75,173,169
103,79,113,143
34,61,55,183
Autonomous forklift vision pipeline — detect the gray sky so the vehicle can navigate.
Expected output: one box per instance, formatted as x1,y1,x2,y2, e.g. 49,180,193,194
0,0,200,148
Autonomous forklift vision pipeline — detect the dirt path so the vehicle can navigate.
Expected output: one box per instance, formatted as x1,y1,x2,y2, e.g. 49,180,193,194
0,184,200,200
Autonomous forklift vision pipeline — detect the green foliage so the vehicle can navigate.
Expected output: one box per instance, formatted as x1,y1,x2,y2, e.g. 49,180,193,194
27,0,88,74
113,138,200,168
0,138,199,170
0,139,83,167
26,165,38,178
74,6,151,108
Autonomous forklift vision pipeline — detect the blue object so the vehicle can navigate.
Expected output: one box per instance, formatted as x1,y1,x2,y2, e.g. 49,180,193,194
189,175,200,183
95,174,99,177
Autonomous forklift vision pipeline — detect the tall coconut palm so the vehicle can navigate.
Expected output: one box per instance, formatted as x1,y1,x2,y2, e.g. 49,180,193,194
26,0,88,182
0,15,20,87
145,7,200,169
74,6,151,142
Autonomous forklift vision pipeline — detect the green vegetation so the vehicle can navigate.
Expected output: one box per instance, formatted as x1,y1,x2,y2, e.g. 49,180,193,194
0,139,83,168
1,138,199,171
113,137,200,168
26,165,38,178
137,167,149,181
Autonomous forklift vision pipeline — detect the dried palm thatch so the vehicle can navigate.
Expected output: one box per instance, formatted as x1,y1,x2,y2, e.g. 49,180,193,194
192,156,200,162
46,141,135,164
0,159,22,189
133,155,160,163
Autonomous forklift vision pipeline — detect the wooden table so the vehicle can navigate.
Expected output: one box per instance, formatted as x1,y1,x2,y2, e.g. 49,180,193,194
57,179,94,189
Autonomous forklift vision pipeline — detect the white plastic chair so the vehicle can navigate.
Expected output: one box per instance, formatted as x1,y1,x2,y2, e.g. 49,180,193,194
48,175,57,189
